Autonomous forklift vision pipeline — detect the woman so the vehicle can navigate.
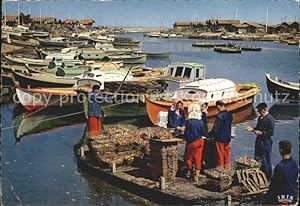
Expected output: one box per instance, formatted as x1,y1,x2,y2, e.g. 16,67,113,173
167,99,185,136
201,102,208,135
184,103,206,182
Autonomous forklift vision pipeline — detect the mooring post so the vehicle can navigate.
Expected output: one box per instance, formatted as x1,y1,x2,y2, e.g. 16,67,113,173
80,146,85,158
111,162,116,174
159,176,165,190
226,194,232,206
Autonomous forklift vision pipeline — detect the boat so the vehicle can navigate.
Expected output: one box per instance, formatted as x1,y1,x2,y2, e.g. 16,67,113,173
144,79,260,125
192,42,214,47
12,69,77,88
4,54,83,67
14,79,102,112
214,46,242,53
140,51,171,58
241,46,262,51
155,62,206,92
36,48,147,64
265,74,299,103
287,40,299,45
37,37,88,48
95,43,141,54
112,37,140,47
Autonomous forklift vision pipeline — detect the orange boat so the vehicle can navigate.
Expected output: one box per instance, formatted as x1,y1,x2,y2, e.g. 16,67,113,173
145,80,260,125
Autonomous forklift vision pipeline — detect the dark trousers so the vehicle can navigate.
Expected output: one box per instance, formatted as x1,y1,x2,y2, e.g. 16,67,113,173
255,137,273,180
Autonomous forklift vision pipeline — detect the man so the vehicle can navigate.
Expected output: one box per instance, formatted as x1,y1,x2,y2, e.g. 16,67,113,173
210,100,233,167
247,103,275,180
266,140,298,204
167,99,186,136
87,85,104,139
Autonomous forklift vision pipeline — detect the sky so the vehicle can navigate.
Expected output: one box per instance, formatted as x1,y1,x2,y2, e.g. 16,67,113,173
3,0,299,27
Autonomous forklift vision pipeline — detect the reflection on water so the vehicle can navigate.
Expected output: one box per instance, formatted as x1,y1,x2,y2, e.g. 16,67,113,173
269,104,299,120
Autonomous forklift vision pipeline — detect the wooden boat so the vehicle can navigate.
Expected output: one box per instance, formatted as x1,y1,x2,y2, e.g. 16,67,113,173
12,69,77,88
36,48,147,64
38,37,88,48
95,43,141,54
214,46,242,53
14,79,101,112
287,40,299,45
140,52,171,58
144,80,260,125
192,42,214,47
4,54,83,67
265,74,299,103
241,46,262,51
113,37,140,47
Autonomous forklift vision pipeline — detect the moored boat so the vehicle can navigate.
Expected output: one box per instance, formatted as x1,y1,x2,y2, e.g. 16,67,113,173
265,74,299,103
38,37,88,48
241,46,262,51
214,46,242,53
144,80,260,125
192,41,214,47
140,51,171,58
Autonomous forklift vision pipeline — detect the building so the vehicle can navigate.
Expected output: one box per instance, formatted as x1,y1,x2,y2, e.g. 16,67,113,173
231,24,248,33
206,19,240,32
281,21,299,32
31,17,57,24
2,16,18,26
241,22,265,33
79,19,95,26
173,21,192,30
63,19,79,25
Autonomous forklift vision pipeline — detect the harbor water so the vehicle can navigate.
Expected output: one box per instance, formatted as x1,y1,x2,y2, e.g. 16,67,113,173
1,34,298,205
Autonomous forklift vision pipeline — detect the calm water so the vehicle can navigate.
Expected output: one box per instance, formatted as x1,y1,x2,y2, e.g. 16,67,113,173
1,34,299,205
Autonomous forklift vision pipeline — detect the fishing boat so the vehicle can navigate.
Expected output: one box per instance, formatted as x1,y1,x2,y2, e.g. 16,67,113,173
4,54,83,67
140,51,171,58
95,43,141,54
214,46,242,53
287,40,299,45
14,79,102,112
192,42,214,47
12,69,77,88
113,37,140,47
36,48,147,64
38,37,88,48
265,74,299,103
241,46,262,51
155,62,206,92
144,79,260,125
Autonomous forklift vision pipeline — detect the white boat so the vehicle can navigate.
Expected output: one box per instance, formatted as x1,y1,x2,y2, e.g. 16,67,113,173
158,62,206,92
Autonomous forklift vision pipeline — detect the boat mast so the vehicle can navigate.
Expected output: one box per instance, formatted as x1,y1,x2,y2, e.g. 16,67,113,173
17,0,20,25
265,7,268,33
40,7,42,25
2,0,6,26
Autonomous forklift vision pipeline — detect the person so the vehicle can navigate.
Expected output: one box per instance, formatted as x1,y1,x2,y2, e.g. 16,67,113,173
183,104,206,182
266,140,298,204
210,100,233,168
201,102,208,135
87,85,104,139
247,103,275,180
167,99,185,136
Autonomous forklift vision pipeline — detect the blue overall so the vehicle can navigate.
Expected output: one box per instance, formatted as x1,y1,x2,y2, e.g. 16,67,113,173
254,113,275,180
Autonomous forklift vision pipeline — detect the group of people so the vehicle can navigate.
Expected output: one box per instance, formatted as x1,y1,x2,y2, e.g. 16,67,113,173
167,99,298,204
87,85,298,204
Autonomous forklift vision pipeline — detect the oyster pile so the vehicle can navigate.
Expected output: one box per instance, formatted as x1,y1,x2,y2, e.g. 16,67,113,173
235,156,261,168
204,166,235,180
138,127,173,140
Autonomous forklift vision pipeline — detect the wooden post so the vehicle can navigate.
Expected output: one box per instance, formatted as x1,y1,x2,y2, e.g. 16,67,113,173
159,176,165,190
226,194,232,206
111,162,116,174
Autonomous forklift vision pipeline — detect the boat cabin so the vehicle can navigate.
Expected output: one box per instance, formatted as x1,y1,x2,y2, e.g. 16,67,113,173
173,78,238,102
162,62,206,91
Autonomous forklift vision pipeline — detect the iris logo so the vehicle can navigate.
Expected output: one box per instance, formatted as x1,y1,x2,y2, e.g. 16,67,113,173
277,195,294,203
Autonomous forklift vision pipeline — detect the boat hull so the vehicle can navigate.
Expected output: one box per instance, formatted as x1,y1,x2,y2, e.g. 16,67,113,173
265,74,299,102
12,70,76,88
145,83,260,125
214,47,242,53
15,87,81,112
